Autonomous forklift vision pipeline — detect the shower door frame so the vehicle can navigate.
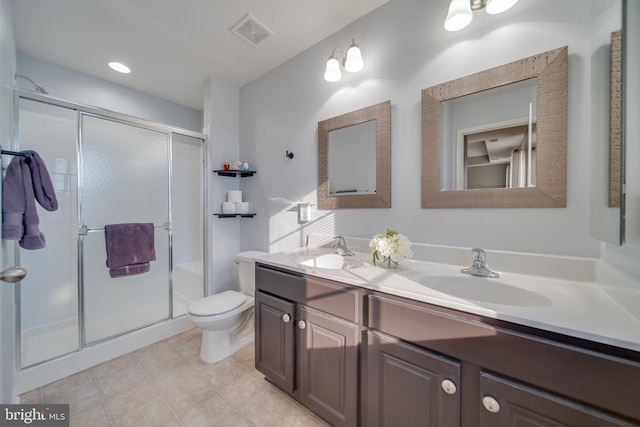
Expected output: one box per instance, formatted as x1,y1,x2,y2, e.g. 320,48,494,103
12,89,209,368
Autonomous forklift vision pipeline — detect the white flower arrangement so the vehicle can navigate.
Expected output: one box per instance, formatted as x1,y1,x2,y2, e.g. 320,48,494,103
369,229,413,267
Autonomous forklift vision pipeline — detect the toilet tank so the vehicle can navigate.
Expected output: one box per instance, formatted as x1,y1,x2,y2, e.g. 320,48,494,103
236,251,267,294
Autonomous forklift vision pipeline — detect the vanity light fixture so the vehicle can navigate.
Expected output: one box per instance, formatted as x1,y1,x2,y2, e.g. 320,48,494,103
323,39,364,82
108,62,131,74
444,0,518,32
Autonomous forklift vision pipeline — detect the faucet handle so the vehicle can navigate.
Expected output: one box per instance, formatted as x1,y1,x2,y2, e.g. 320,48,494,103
471,248,486,264
334,236,346,245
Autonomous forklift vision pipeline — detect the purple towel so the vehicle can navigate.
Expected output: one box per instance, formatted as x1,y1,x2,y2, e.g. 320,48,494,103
2,151,58,250
104,223,156,278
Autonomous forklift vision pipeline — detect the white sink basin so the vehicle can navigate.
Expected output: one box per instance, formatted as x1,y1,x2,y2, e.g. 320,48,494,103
298,253,362,270
416,274,552,307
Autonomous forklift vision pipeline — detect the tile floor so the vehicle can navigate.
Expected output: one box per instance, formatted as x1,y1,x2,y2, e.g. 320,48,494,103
19,328,331,427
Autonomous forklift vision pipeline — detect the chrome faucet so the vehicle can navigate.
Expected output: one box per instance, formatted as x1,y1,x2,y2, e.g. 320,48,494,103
461,248,499,278
333,236,355,256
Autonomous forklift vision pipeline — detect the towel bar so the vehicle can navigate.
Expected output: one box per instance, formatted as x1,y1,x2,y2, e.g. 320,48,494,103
79,223,171,235
1,150,33,159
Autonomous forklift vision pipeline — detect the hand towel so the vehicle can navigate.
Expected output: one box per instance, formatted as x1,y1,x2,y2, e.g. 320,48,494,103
104,223,156,278
2,151,58,250
24,150,58,211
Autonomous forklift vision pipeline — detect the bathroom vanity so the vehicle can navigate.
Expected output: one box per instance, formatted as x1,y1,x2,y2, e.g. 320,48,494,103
254,250,640,427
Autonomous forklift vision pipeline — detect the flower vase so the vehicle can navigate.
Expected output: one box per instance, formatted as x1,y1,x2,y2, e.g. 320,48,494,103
383,256,399,269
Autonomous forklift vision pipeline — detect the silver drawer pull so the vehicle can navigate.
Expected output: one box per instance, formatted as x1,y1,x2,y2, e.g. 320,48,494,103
282,314,291,323
441,379,457,395
298,320,307,330
482,395,501,413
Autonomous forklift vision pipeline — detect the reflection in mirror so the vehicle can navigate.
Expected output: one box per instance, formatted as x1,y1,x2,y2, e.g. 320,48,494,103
328,120,376,195
440,78,538,190
318,100,391,209
589,0,622,245
422,47,568,208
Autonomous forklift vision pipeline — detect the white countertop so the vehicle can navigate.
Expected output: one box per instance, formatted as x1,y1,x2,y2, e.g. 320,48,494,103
257,247,640,353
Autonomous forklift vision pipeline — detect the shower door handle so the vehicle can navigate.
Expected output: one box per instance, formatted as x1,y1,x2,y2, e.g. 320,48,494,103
0,266,27,283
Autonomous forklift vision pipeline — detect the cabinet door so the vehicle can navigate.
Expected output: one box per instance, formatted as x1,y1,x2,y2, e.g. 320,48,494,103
297,305,359,427
367,330,461,427
479,372,636,427
255,291,295,394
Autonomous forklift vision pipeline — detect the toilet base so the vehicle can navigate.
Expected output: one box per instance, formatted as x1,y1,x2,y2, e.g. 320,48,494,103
198,309,254,363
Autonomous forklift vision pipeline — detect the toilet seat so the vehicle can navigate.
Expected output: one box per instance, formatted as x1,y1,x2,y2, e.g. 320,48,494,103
188,290,247,316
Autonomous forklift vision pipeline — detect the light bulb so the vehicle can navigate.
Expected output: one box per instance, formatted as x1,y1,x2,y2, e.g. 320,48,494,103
444,0,473,31
324,56,342,82
108,62,131,73
344,40,364,73
485,0,518,15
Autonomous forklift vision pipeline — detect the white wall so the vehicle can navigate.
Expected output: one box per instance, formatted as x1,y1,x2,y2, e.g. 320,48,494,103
203,77,241,294
17,53,202,132
239,0,604,258
0,0,16,403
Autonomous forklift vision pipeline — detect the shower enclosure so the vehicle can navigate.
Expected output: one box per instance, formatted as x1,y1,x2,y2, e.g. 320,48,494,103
13,93,206,368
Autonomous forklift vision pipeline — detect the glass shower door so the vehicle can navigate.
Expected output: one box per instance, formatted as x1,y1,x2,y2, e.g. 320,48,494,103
17,99,79,367
80,114,170,344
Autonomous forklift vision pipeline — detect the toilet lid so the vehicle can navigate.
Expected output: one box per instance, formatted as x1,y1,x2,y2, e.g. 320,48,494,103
188,290,247,316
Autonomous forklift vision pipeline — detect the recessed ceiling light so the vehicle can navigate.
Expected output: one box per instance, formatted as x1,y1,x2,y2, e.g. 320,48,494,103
108,62,131,74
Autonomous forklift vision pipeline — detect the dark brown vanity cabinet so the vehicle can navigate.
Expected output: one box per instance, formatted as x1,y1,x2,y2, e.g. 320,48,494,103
255,263,640,427
478,372,637,427
255,291,295,393
365,330,461,427
367,292,640,427
255,264,361,427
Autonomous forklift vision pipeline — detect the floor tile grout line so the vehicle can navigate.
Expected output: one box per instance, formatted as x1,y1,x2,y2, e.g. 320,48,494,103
88,367,115,426
135,342,258,427
131,347,186,427
22,331,324,427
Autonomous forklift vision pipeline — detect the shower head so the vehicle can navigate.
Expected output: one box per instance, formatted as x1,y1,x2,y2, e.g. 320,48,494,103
15,73,48,94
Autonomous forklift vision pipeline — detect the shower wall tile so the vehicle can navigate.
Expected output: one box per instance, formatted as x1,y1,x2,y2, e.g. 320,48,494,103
19,111,45,137
46,275,74,322
54,158,69,174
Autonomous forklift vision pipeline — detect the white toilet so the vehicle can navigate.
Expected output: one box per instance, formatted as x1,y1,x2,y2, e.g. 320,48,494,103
187,251,266,363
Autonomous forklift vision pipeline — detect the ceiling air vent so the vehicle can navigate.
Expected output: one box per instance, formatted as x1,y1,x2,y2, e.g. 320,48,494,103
230,14,274,47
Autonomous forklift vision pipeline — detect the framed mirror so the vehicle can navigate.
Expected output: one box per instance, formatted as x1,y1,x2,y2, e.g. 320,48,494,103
421,47,568,208
318,100,391,209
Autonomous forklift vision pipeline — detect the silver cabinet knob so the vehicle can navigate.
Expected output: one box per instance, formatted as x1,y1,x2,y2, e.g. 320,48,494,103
482,396,500,413
282,314,291,323
297,320,307,330
0,266,26,283
441,379,457,395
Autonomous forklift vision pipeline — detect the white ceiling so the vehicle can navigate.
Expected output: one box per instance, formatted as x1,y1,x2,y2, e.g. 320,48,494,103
11,0,390,110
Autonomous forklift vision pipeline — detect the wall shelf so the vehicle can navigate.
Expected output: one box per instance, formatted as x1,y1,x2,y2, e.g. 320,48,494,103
214,169,256,177
214,213,256,218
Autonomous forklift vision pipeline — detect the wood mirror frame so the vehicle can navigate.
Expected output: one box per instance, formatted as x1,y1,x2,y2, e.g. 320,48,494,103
318,100,391,209
610,30,622,208
421,46,568,208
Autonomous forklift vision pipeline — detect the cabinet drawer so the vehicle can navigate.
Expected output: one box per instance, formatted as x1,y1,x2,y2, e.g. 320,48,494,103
256,263,361,322
366,292,495,346
479,372,636,427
